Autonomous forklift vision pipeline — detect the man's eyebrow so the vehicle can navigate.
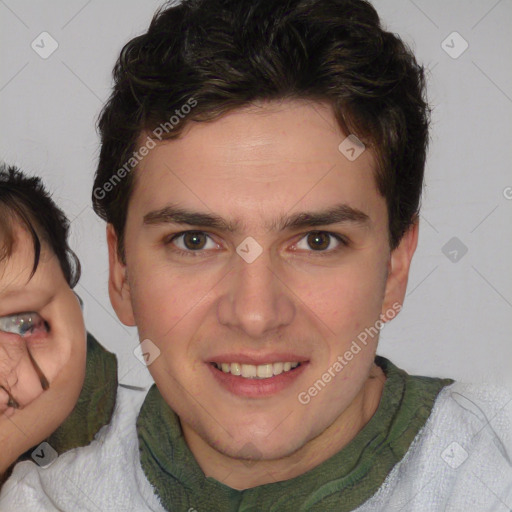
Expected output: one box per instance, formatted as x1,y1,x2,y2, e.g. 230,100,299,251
143,202,371,232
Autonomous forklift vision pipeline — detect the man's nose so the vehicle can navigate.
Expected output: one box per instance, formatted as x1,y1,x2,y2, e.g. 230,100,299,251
216,248,296,339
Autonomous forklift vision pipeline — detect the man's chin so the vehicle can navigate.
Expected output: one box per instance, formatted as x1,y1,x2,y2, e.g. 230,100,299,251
202,428,312,464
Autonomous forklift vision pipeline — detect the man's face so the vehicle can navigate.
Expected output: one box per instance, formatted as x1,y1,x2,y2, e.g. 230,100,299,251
110,100,415,461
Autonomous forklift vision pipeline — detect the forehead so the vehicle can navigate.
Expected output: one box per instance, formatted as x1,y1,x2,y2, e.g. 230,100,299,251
130,100,383,228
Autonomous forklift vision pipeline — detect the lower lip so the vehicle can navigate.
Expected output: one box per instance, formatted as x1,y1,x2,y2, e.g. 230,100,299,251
207,362,308,398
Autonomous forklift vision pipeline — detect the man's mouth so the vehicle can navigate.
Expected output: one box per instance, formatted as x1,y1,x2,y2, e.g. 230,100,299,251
210,361,302,379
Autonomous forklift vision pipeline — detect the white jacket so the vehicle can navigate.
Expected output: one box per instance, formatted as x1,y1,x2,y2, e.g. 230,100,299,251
1,381,511,511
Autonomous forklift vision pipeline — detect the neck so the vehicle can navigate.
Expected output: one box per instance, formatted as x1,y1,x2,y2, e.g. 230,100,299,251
182,363,386,490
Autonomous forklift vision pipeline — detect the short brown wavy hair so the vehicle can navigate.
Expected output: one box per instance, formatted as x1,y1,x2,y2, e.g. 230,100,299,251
93,0,431,260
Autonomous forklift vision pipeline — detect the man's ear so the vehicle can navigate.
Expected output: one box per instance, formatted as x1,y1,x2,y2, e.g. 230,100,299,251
381,217,419,321
106,224,136,326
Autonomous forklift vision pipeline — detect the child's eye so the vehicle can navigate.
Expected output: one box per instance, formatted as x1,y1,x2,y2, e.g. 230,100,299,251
0,312,49,337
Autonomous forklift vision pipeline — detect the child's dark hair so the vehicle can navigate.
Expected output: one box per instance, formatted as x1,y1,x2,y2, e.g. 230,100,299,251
0,163,81,287
92,0,431,261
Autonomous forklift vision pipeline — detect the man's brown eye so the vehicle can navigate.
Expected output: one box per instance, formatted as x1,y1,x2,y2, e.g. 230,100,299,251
166,231,217,256
307,232,332,251
181,232,208,250
295,231,347,255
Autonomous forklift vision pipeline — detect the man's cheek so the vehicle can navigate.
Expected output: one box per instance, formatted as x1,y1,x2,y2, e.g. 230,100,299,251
314,282,369,328
131,283,193,341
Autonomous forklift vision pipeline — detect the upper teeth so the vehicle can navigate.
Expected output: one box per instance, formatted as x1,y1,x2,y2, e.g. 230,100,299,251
213,362,300,379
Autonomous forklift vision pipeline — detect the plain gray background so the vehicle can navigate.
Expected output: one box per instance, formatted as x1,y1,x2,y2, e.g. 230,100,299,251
1,0,511,388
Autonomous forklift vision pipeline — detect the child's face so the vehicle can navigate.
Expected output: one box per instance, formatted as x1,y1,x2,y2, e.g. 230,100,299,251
0,222,86,427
